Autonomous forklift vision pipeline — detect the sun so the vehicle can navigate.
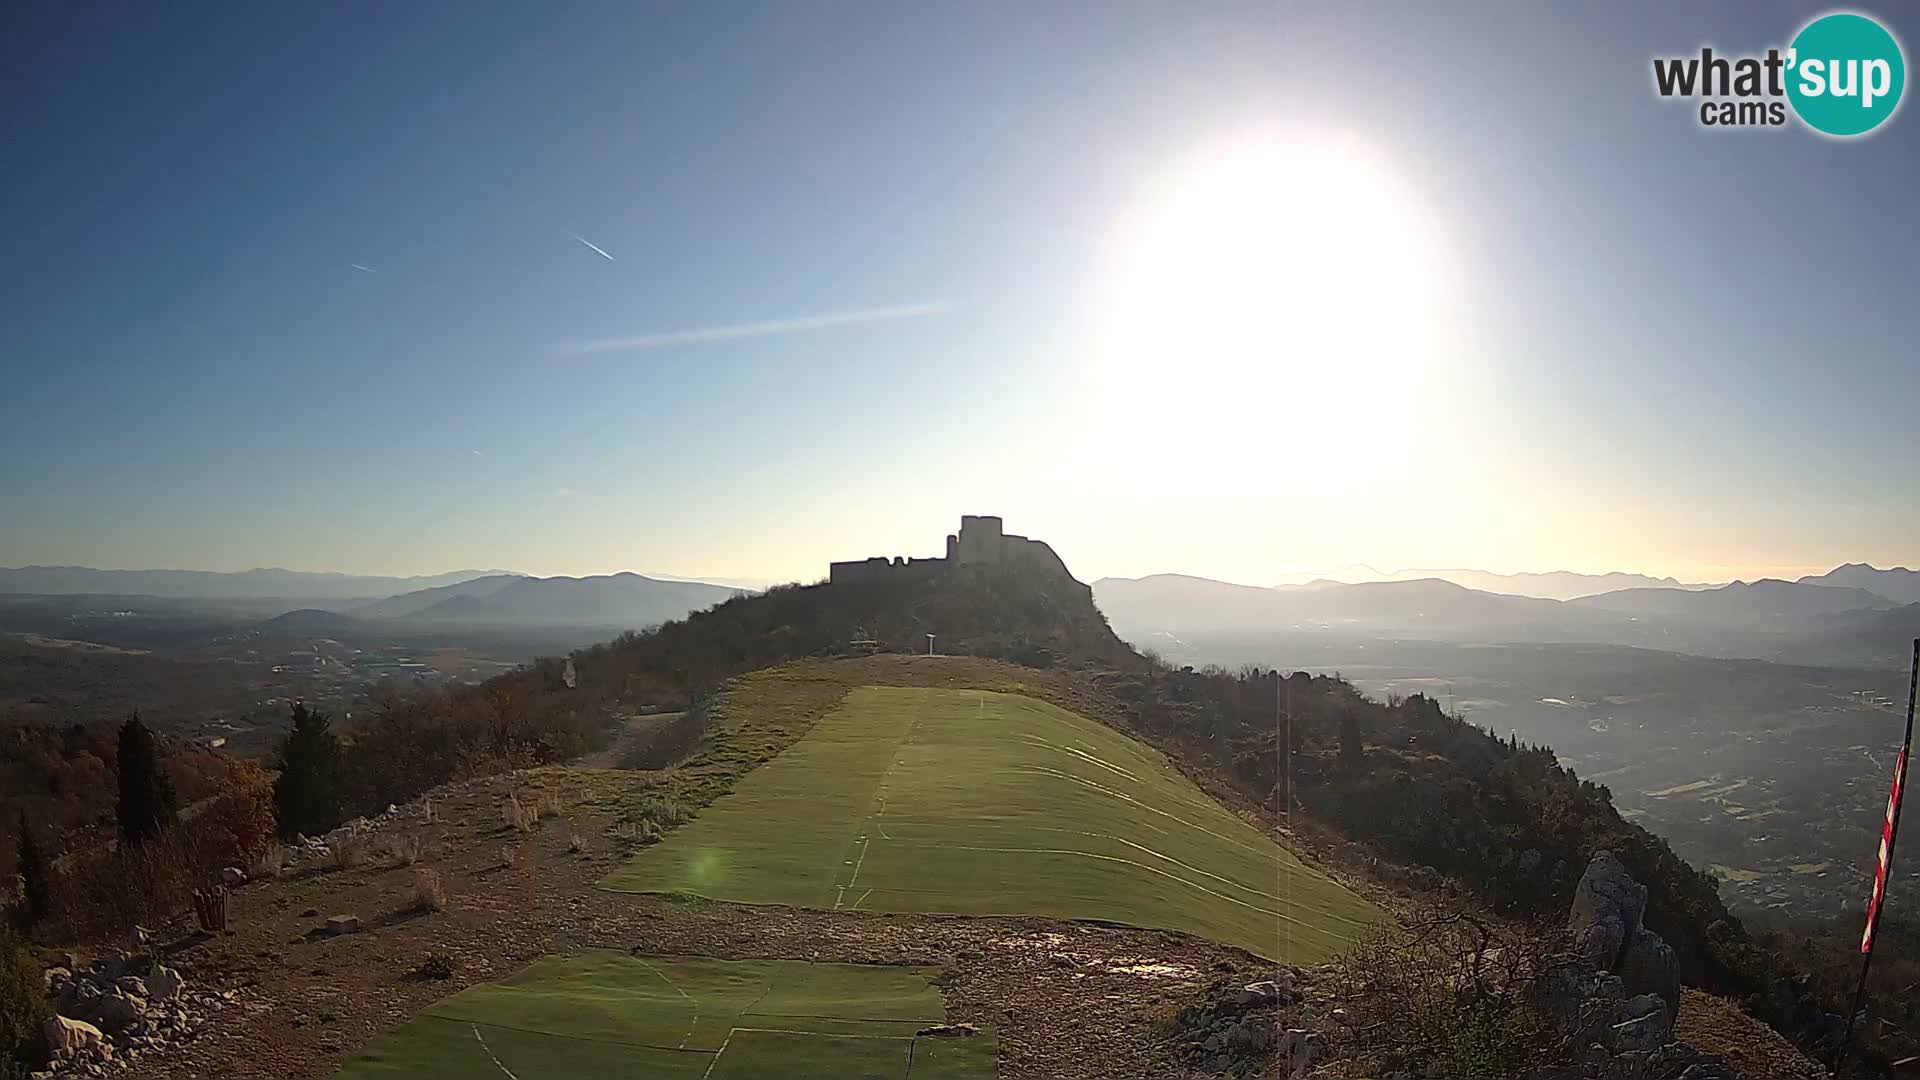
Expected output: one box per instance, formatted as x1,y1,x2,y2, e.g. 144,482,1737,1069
1084,133,1452,469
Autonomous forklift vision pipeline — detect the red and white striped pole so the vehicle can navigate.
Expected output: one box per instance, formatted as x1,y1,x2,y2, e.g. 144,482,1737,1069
1837,637,1919,1073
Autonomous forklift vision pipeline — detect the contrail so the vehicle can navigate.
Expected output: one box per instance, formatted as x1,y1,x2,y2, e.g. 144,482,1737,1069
573,235,615,261
559,301,957,354
351,264,376,273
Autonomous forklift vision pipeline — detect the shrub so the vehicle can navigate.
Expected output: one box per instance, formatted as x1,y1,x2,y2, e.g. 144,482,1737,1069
407,952,455,981
387,834,424,868
633,797,687,830
501,795,535,833
407,869,447,914
47,820,233,943
199,759,277,867
330,836,369,871
252,843,287,881
1327,913,1566,1078
0,929,47,1073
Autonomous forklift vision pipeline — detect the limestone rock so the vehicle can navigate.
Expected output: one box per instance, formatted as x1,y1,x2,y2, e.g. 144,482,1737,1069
1568,851,1647,970
44,1014,105,1054
147,965,185,1003
325,913,360,936
220,865,247,887
1278,1029,1324,1078
92,991,144,1032
1237,979,1286,1006
1617,927,1681,1017
1603,996,1670,1055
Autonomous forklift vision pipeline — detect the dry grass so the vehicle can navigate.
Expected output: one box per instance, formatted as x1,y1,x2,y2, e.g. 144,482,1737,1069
406,868,448,914
386,833,425,868
330,835,370,871
252,843,288,881
501,794,536,833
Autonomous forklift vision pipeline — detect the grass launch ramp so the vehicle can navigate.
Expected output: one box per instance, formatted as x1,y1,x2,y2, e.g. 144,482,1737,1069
602,686,1386,961
334,952,995,1079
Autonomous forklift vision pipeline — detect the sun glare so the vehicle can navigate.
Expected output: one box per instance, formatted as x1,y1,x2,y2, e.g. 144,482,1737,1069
1087,134,1451,467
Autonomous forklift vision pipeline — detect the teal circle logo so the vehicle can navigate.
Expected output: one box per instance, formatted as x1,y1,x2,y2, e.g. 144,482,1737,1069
1786,12,1906,136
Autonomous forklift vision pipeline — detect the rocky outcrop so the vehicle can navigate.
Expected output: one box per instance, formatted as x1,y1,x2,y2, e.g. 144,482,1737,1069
40,951,251,1078
1567,851,1681,1021
1547,852,1752,1080
42,1015,104,1056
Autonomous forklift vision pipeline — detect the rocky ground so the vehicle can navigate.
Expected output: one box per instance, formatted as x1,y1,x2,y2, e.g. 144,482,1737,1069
33,767,1300,1079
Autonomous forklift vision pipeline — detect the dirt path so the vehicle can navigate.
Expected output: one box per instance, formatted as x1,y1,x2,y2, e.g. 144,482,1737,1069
126,768,1274,1079
569,710,684,770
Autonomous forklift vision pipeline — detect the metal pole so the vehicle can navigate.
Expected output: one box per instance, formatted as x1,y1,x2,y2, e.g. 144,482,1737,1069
1835,638,1920,1074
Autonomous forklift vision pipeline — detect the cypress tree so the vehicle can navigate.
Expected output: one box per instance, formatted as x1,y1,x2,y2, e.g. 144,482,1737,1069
12,813,49,933
273,702,342,839
1339,709,1364,770
116,714,178,849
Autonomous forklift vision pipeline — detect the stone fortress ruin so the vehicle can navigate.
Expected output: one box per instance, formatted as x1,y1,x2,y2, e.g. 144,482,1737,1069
829,515,1077,586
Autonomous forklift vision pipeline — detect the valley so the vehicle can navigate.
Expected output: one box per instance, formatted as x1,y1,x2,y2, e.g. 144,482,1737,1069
1140,631,1913,922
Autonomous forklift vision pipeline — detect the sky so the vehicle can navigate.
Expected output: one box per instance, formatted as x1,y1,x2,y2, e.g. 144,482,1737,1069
4,2,1918,588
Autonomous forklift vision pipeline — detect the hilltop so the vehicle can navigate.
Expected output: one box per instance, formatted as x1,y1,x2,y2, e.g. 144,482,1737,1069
2,517,1856,1079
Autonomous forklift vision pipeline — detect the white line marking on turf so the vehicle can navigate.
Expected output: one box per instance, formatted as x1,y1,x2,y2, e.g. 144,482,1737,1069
634,956,701,1049
471,1024,522,1080
848,836,872,888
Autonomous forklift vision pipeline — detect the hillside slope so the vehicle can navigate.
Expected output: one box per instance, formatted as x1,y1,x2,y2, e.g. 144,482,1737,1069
603,684,1385,961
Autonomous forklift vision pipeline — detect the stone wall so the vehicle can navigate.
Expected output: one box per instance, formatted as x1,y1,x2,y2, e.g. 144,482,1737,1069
829,516,1078,588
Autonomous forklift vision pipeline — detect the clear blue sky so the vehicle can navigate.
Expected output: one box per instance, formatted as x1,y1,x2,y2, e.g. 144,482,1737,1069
4,2,1917,586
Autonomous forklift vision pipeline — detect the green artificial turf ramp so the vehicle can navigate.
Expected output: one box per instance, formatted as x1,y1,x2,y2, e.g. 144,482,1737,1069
334,952,995,1080
602,686,1387,961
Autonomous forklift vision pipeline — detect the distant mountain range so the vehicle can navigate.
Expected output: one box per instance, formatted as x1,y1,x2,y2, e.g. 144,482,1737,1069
1335,568,1717,601
1797,563,1920,605
1567,579,1895,623
0,566,514,600
1091,574,1623,638
1092,568,1920,666
0,565,747,633
366,573,742,626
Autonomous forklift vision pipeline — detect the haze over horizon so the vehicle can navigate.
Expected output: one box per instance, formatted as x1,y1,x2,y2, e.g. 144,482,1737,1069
5,3,1917,588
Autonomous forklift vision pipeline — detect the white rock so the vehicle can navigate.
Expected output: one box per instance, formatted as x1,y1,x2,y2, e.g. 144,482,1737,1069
146,965,185,1002
92,991,144,1031
325,913,360,936
44,1014,105,1054
219,866,247,887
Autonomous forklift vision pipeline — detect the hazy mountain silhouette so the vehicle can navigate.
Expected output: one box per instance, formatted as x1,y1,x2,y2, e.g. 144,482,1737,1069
1092,574,1628,638
395,572,742,626
1357,568,1716,601
351,574,525,619
0,565,513,601
1796,563,1920,605
1567,579,1895,624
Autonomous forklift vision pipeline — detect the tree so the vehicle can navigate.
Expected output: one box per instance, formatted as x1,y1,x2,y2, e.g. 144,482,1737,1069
0,927,45,1074
1339,708,1364,771
11,814,48,934
116,714,178,850
274,702,342,840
